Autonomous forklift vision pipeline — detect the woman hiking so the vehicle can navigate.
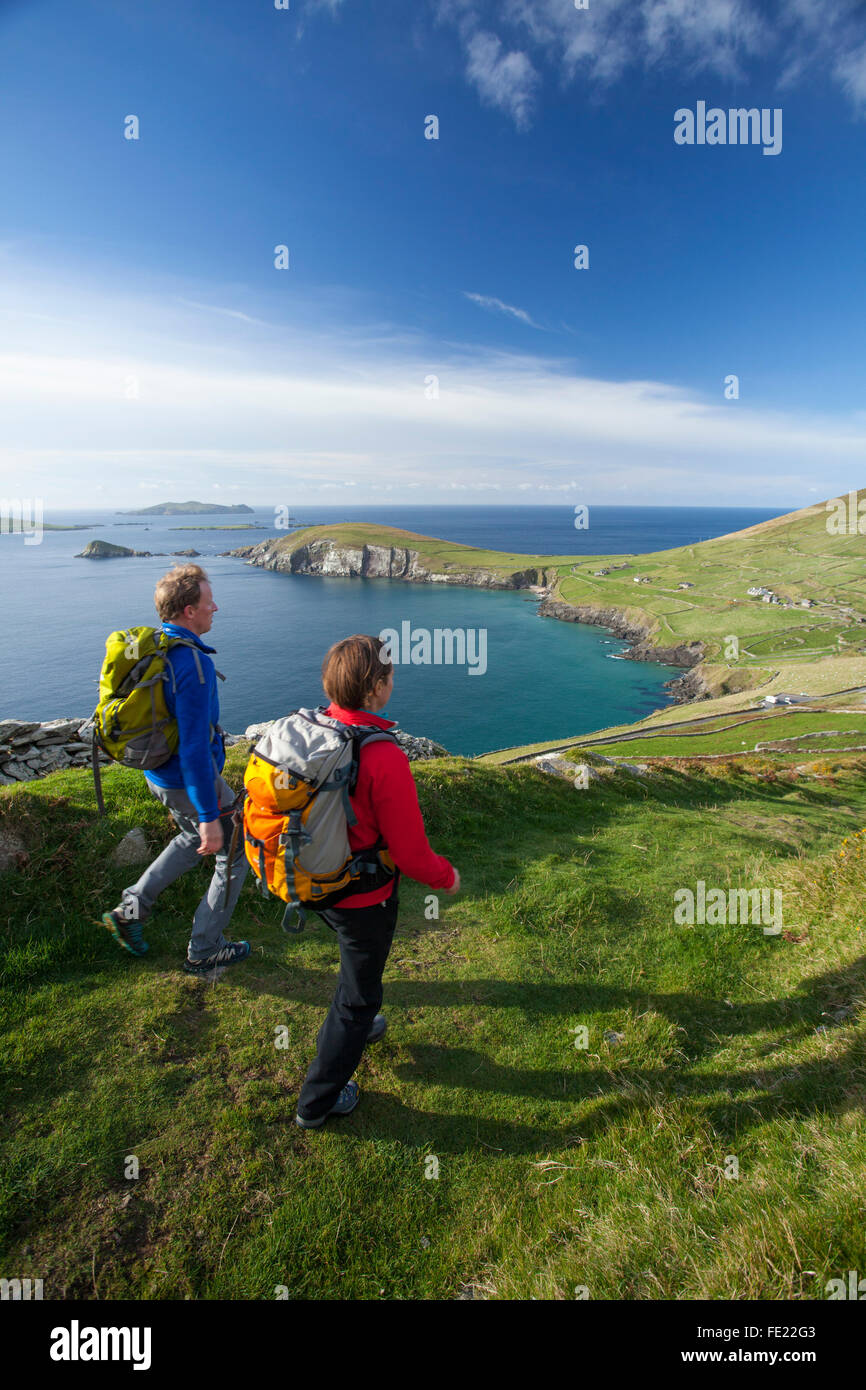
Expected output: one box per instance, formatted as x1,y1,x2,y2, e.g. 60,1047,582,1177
295,634,460,1129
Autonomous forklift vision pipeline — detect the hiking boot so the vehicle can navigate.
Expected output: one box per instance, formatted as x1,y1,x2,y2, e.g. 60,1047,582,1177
367,1013,387,1044
101,906,149,957
295,1080,360,1128
183,940,250,975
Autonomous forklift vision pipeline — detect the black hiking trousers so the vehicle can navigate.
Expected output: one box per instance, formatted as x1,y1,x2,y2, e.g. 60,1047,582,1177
296,882,400,1122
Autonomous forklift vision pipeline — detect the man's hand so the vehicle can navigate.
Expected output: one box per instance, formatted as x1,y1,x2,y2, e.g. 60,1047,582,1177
444,867,461,895
197,819,224,855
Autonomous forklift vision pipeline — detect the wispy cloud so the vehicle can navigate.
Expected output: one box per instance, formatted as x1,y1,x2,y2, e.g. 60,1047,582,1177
463,291,541,327
835,42,866,106
178,299,271,327
430,0,866,126
289,0,866,125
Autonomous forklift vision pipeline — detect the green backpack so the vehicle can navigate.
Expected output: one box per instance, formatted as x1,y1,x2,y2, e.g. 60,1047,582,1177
90,626,211,815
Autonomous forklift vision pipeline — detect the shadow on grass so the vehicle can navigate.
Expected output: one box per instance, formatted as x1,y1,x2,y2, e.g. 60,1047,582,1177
270,955,866,1155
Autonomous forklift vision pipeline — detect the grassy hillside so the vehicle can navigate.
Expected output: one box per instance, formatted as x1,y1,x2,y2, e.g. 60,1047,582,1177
555,495,866,681
2,751,865,1299
241,520,579,580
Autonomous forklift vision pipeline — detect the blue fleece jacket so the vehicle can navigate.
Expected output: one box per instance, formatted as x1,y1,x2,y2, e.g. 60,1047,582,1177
143,622,225,822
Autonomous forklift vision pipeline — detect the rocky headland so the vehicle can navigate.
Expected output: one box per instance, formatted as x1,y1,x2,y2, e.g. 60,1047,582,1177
227,537,555,590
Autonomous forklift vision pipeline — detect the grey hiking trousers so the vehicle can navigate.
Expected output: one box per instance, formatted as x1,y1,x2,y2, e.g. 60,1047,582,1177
121,774,248,961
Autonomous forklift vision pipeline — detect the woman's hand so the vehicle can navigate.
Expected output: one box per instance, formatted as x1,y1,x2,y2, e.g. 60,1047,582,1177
444,868,461,895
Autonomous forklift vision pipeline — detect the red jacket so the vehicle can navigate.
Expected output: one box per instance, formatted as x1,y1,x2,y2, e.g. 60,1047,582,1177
324,702,456,908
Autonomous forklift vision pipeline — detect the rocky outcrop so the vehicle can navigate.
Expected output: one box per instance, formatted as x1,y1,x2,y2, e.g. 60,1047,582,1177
108,828,152,866
228,538,554,591
0,829,28,871
665,668,713,703
76,540,166,559
535,754,601,783
534,752,649,783
537,596,707,699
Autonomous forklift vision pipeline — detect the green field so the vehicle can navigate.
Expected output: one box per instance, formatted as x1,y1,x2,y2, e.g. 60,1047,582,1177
2,750,866,1299
566,711,866,760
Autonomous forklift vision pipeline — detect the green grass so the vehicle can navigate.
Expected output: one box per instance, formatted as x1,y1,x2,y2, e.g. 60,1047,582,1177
566,711,866,759
2,750,866,1299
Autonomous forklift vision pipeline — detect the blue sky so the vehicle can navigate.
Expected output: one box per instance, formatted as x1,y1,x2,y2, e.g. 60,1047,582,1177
1,0,865,508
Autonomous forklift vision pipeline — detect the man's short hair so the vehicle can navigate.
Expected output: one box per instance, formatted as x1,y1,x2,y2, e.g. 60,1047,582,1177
154,564,209,622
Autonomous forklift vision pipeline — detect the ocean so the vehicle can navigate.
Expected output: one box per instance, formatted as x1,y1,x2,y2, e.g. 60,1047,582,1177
0,504,784,756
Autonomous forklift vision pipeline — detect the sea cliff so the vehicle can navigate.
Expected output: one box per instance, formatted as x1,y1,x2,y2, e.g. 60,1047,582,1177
537,596,709,700
228,537,555,590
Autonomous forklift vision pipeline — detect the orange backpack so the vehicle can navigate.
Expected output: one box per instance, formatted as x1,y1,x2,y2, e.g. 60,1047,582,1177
243,706,398,931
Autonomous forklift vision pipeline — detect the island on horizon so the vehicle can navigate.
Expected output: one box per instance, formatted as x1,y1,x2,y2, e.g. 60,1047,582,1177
116,500,254,516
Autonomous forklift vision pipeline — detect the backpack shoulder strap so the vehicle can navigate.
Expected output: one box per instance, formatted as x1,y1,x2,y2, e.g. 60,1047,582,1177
345,726,399,796
163,637,211,686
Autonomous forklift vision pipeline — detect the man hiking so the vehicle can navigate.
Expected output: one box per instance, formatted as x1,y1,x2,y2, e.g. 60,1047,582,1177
294,634,460,1129
101,564,250,975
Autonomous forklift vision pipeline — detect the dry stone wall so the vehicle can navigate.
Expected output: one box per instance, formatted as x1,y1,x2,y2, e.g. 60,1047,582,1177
0,717,449,785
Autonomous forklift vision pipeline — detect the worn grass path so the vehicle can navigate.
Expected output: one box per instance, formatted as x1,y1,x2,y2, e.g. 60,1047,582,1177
1,749,865,1299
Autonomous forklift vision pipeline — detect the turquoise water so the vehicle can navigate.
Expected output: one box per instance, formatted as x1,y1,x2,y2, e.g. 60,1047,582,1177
0,504,782,754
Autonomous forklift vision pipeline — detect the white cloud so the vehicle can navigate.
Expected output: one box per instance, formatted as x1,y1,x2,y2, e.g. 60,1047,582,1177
0,251,860,510
431,0,866,125
0,259,863,510
835,43,866,106
464,29,538,129
463,291,540,326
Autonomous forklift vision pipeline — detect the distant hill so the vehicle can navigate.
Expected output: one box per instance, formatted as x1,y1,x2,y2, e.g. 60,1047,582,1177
116,500,254,516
